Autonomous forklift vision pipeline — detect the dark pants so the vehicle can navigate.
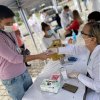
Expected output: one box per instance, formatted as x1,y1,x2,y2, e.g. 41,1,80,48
65,30,78,37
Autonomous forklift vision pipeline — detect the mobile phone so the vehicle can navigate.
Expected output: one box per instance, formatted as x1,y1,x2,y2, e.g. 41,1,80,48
62,83,78,93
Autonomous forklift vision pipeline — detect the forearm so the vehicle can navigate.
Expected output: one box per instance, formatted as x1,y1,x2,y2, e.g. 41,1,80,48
24,54,41,62
78,74,100,92
58,45,74,54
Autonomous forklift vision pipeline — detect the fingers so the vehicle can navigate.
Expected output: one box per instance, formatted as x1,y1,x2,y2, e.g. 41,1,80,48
39,48,58,60
47,48,58,53
67,73,74,78
46,50,55,55
67,72,79,78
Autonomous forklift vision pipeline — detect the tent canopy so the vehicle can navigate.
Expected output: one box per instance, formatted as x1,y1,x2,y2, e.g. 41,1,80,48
0,0,52,14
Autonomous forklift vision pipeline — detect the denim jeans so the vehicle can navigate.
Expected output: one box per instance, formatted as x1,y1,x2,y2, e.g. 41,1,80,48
2,70,33,100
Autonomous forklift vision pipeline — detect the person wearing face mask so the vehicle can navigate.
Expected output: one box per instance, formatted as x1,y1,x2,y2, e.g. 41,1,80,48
48,21,100,100
4,25,14,32
0,5,49,100
41,22,60,48
60,5,73,28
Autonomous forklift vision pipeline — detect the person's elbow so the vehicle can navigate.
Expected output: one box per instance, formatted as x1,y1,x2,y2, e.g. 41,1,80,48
94,83,100,93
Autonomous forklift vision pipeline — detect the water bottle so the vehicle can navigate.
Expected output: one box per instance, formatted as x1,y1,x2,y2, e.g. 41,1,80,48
60,67,68,81
72,30,76,44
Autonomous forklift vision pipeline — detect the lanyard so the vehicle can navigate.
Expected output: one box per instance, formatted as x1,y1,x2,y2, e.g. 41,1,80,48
87,54,91,65
0,30,22,53
0,30,16,45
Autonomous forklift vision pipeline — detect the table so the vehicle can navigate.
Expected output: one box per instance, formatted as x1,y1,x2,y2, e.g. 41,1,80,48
22,53,89,100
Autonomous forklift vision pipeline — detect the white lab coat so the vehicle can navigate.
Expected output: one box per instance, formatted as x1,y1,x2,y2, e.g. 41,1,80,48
40,13,45,22
60,10,73,28
91,0,100,12
58,45,100,100
28,14,42,34
40,13,51,24
44,15,51,24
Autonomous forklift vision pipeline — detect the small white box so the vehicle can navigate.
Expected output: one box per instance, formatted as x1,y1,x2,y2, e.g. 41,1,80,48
40,79,61,93
60,69,68,80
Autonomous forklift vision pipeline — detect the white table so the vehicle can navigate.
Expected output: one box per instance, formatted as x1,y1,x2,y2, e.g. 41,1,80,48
22,53,89,100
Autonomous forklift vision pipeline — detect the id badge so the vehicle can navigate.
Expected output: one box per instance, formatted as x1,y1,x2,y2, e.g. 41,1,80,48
16,46,21,53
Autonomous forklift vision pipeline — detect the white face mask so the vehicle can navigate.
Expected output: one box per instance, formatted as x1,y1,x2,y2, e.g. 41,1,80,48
76,35,85,46
4,26,14,33
76,34,92,46
47,30,54,36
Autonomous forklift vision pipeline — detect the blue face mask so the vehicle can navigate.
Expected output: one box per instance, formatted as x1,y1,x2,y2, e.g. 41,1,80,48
47,30,54,36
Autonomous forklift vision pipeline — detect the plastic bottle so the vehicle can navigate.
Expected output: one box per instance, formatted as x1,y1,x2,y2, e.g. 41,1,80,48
72,30,76,44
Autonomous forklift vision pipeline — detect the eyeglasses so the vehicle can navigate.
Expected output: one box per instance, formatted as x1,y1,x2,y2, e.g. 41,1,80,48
81,31,94,37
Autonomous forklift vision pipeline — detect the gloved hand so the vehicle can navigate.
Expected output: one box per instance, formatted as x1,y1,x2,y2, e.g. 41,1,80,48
46,48,58,54
68,72,80,78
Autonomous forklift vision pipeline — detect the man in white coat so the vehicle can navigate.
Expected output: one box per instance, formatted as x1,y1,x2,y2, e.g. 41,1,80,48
28,14,42,34
60,5,73,28
40,10,51,24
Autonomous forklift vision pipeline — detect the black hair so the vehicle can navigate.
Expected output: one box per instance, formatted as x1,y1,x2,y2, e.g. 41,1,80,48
88,11,100,21
42,9,47,13
0,5,15,20
41,22,49,31
63,5,69,10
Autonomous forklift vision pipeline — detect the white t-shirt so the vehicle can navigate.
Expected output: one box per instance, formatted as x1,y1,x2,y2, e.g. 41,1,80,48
43,34,59,48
